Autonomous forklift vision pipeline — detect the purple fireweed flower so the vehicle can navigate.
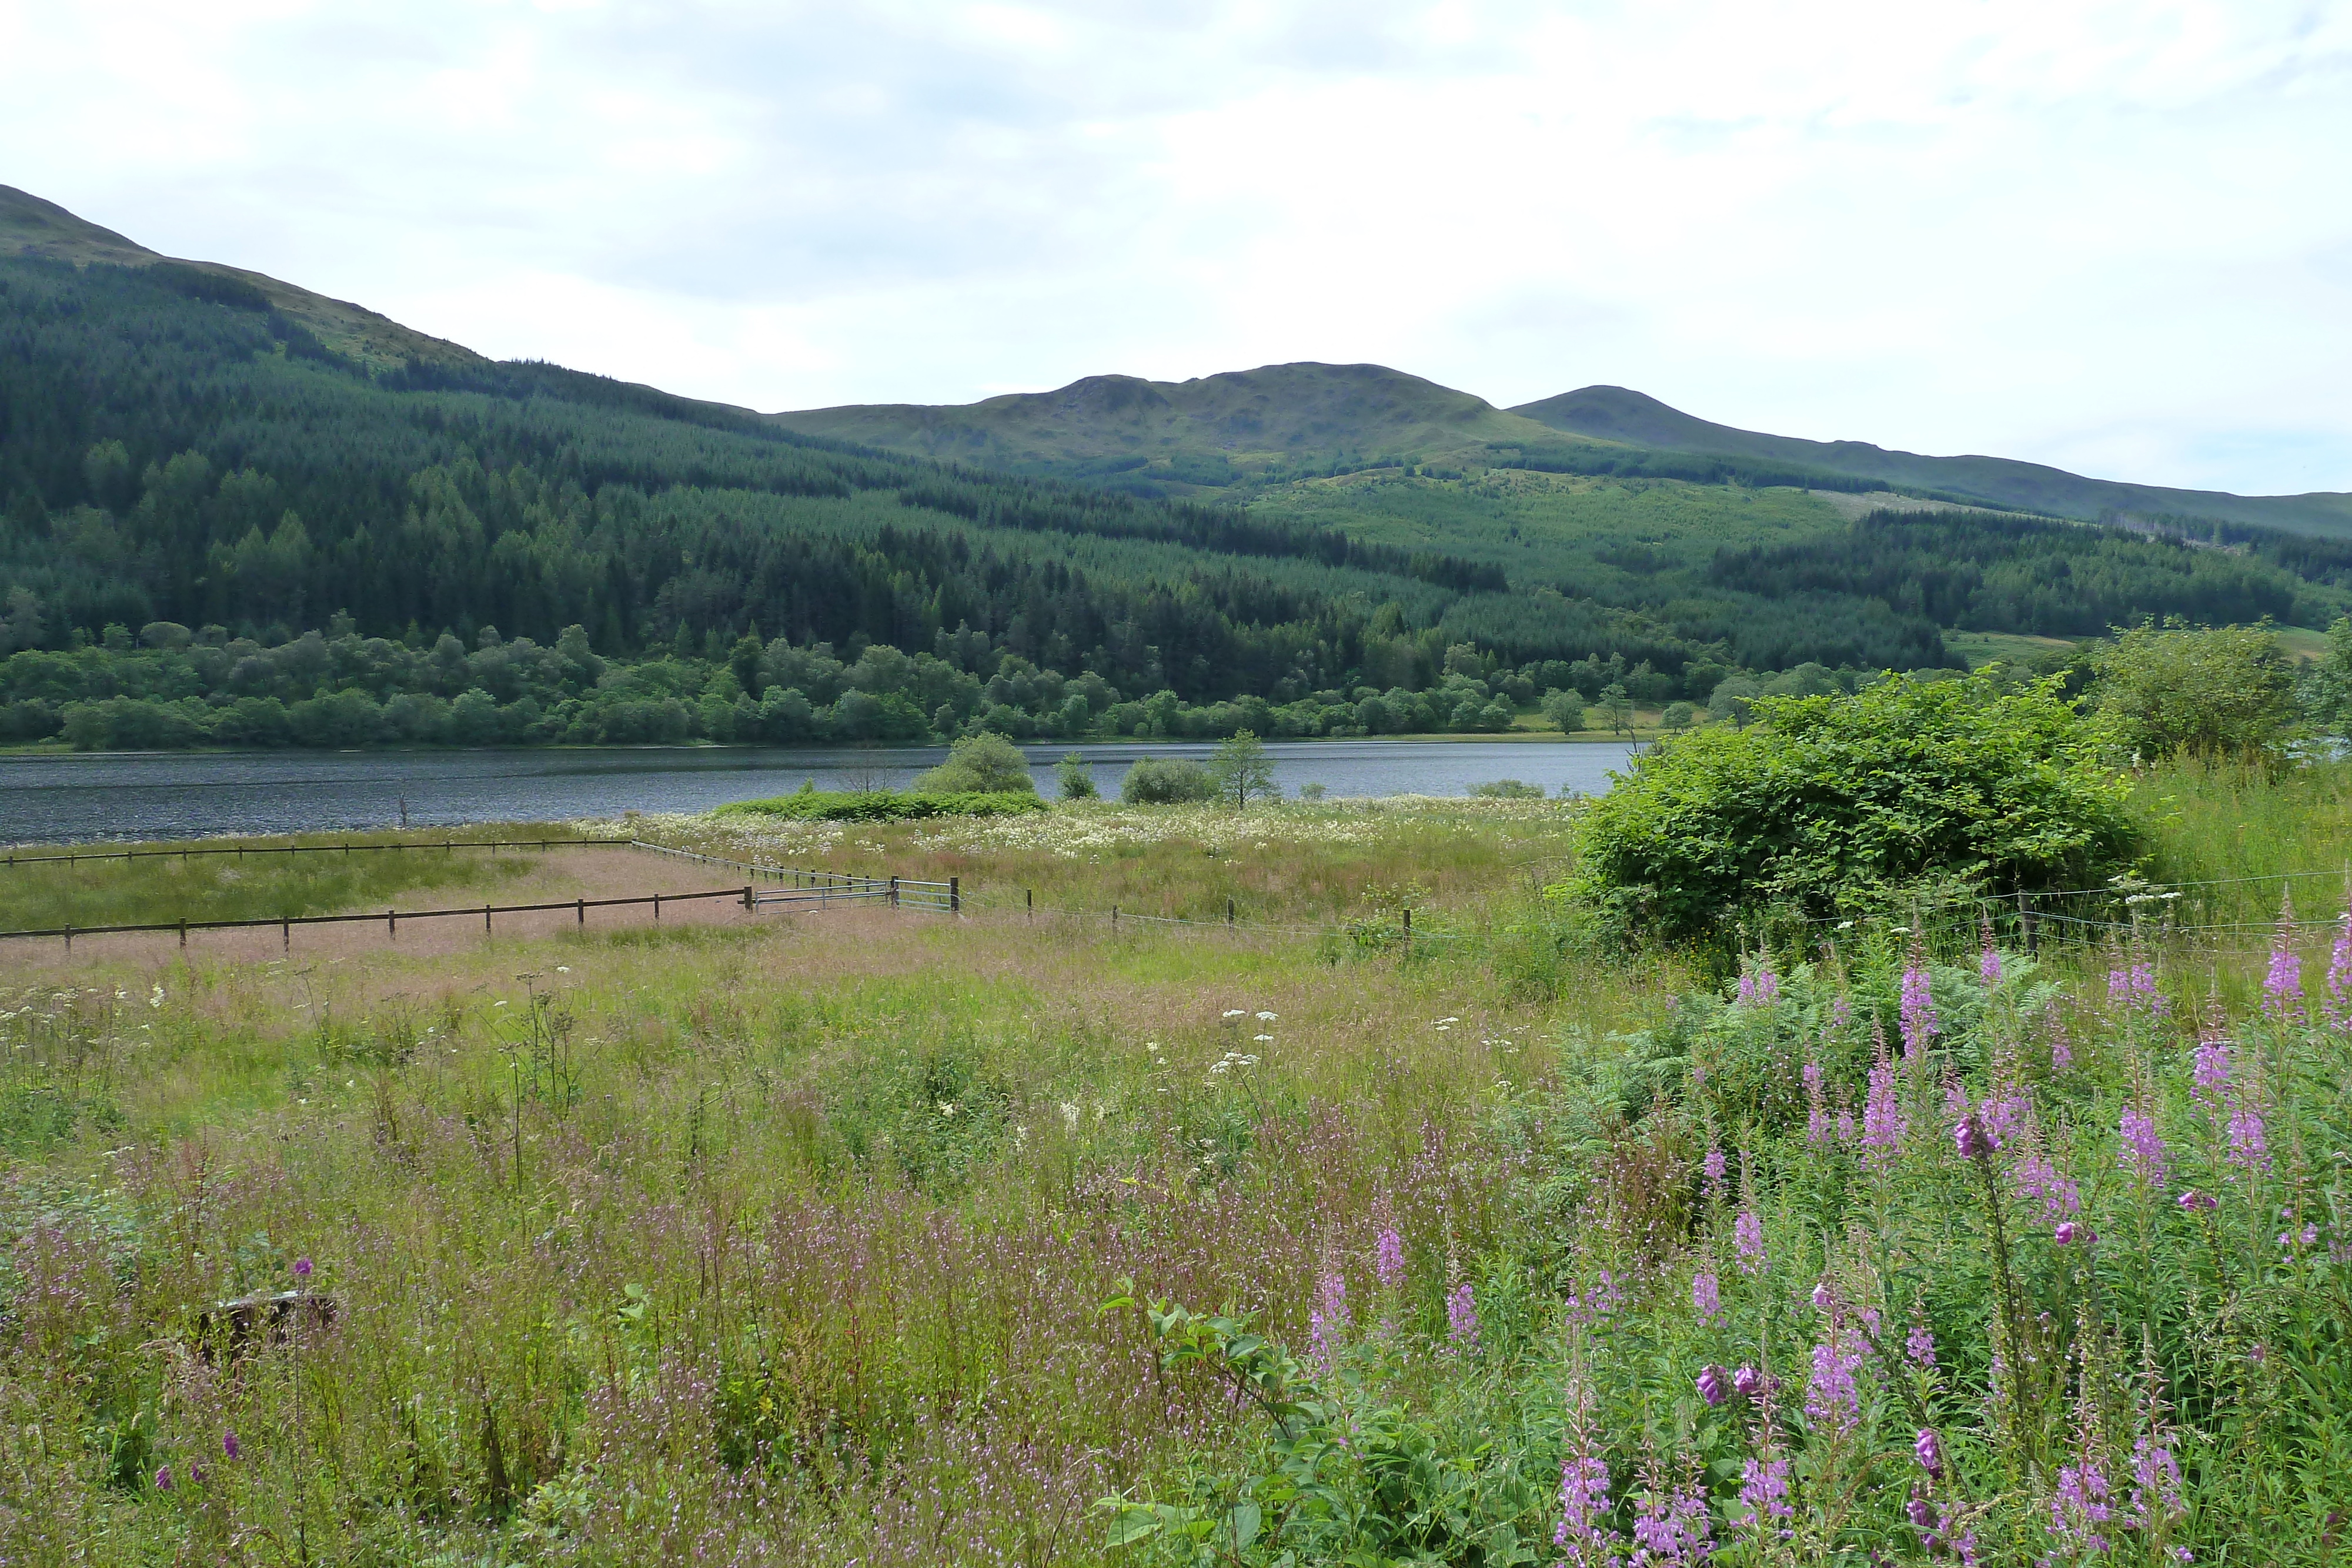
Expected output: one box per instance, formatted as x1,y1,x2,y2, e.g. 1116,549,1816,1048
2120,1100,2168,1191
2191,1039,2231,1108
1736,951,1780,1007
1733,1210,1766,1275
1806,1325,1866,1436
2226,1099,2270,1173
1563,1271,1626,1328
1375,1227,1405,1291
2109,962,2164,1014
1836,1108,1856,1144
1555,1453,1619,1566
1309,1269,1348,1370
1980,917,2003,984
2327,908,2352,1031
1900,959,1938,1055
1702,1145,1728,1198
1735,1453,1793,1529
2052,1463,2114,1554
2178,1189,2217,1212
1697,1363,1729,1407
1862,1059,1907,1172
1803,1059,1832,1146
1630,1475,1714,1565
1830,992,1852,1031
2048,1017,2073,1072
1906,1315,1937,1370
292,1256,312,1280
1907,1490,1935,1530
1733,1364,1764,1400
222,1430,239,1460
2014,1155,2083,1219
1915,1427,1945,1477
1446,1281,1480,1352
1978,1081,2027,1150
2054,1221,2080,1245
2264,895,2304,1020
1692,1271,1720,1325
1954,1114,1990,1162
2127,1435,2185,1529
153,1465,173,1492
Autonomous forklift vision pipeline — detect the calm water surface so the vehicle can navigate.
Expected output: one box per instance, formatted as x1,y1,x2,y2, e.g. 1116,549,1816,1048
0,740,1640,842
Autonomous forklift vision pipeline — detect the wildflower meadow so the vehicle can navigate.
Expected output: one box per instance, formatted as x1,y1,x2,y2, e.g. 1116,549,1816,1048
0,758,2348,1563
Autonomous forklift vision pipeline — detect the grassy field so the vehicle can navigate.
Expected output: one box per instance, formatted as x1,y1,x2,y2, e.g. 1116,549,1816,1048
1,774,2348,1564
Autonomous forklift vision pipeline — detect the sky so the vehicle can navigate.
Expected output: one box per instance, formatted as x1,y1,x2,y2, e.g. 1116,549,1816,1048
5,0,2351,497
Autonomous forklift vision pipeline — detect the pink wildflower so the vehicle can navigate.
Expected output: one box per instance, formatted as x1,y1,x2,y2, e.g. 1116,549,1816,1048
1692,1271,1720,1325
1900,958,1938,1055
1735,1453,1792,1529
1375,1227,1405,1291
1446,1282,1480,1352
1733,1210,1766,1274
2119,1099,2167,1190
1862,1059,1906,1172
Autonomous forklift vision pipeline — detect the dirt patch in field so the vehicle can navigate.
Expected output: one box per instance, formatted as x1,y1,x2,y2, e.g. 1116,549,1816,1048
0,845,807,973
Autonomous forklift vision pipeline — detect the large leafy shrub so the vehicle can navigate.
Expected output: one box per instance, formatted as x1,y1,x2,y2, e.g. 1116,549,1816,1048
1569,672,2137,941
2089,618,2298,762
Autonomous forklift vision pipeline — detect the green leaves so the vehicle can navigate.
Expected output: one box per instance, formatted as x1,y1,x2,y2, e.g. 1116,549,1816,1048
1571,671,2139,942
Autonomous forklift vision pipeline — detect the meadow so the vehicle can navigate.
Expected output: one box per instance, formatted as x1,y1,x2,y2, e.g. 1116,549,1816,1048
0,770,2347,1564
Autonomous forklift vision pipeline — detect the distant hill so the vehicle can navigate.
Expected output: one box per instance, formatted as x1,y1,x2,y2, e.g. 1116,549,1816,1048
773,363,1592,491
1511,385,2352,537
777,360,2352,540
0,183,482,371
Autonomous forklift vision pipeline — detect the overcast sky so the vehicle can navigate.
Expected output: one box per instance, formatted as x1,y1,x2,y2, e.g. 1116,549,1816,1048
5,1,2351,496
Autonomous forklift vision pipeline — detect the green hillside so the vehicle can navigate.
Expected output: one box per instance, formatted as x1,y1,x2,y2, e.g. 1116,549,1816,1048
8,184,2352,753
0,183,482,371
1511,383,2352,536
773,362,1592,492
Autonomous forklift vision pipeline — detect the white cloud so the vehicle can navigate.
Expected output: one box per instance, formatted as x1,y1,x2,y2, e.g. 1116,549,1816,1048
3,0,2349,493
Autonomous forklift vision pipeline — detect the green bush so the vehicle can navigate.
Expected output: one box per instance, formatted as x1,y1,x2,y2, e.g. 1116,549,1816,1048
1120,757,1217,804
914,733,1037,794
1055,752,1099,800
2090,618,2297,762
714,788,1046,823
1470,779,1545,798
1569,671,2139,942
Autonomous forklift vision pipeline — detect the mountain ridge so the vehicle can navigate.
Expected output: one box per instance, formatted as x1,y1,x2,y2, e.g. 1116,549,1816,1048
1509,385,2352,536
0,183,483,371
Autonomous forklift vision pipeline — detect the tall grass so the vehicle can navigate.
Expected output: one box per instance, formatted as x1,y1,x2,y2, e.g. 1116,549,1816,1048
0,793,2344,1564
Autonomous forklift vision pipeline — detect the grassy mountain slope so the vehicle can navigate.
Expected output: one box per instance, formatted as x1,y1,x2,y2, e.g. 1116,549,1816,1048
774,363,1601,490
0,183,482,371
1511,384,2352,536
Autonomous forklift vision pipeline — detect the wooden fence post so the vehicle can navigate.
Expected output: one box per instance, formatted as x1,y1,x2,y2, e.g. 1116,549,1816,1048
951,877,961,915
1026,887,1033,922
281,918,290,952
484,904,492,934
1403,907,1412,957
576,897,585,927
890,877,900,908
1227,897,1235,926
178,918,186,948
